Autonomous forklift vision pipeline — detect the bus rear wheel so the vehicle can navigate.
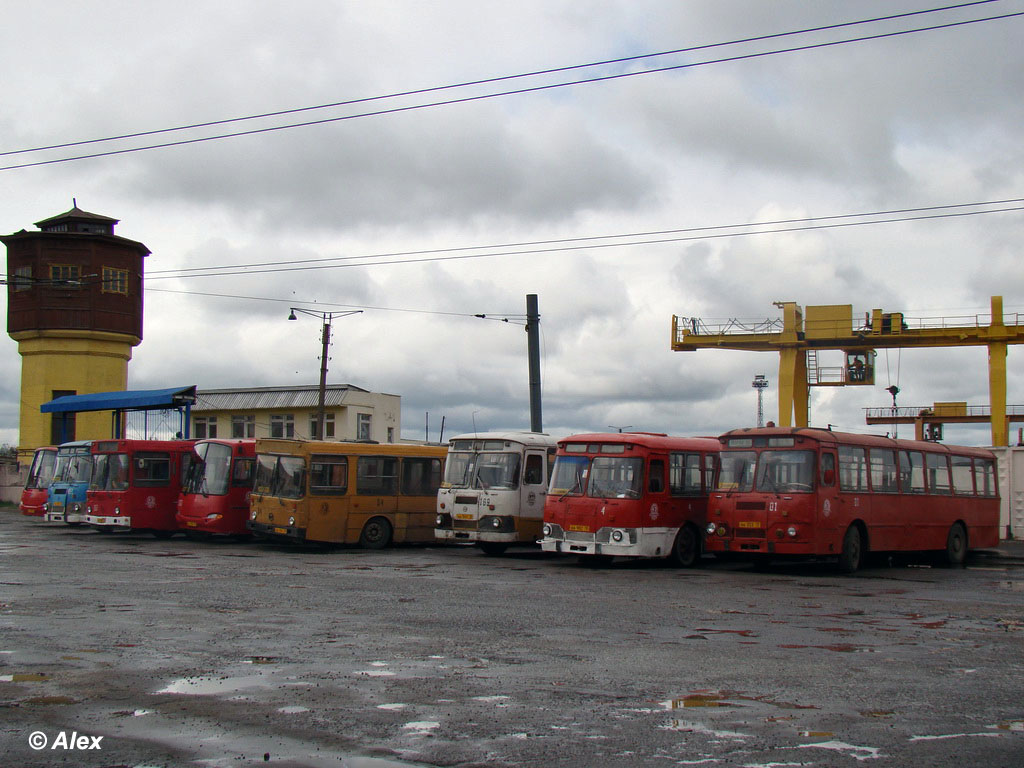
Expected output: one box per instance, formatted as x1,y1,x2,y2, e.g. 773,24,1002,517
359,517,393,549
838,525,863,574
944,522,967,567
669,524,700,568
479,542,508,556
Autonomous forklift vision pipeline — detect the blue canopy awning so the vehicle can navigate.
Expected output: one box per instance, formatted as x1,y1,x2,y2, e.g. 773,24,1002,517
41,385,197,413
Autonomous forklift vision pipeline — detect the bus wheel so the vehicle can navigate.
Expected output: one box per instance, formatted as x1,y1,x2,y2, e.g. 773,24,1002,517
669,524,700,568
359,517,393,549
944,522,968,567
479,542,508,556
838,525,863,574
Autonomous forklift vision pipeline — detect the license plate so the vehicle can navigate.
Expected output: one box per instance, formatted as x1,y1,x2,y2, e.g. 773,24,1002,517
568,524,589,532
273,527,288,535
454,513,474,520
186,521,197,528
97,518,107,524
738,521,762,529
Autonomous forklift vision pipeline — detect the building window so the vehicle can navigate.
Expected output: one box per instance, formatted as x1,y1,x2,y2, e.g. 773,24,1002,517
13,265,32,291
101,267,129,294
50,264,80,285
357,413,372,441
231,415,255,438
387,427,395,443
271,414,295,438
194,417,217,439
50,389,76,444
309,412,335,440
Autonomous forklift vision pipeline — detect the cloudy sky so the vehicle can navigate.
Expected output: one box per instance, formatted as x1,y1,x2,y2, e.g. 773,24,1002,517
2,0,1023,447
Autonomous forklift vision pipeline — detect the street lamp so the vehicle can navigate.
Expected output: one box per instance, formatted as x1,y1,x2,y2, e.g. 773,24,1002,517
288,308,362,440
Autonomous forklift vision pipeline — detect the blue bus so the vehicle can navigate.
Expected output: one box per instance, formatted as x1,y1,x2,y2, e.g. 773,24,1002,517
44,441,94,526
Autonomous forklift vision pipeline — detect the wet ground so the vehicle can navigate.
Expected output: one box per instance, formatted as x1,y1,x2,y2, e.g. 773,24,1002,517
1,510,1023,767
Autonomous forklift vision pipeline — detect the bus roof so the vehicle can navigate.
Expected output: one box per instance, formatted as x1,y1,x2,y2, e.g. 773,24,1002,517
718,426,995,458
447,431,556,448
557,432,720,452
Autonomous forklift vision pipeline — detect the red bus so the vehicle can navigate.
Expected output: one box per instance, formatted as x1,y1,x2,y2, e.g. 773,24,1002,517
84,439,196,538
19,446,57,517
540,432,719,566
176,439,256,537
705,427,1000,572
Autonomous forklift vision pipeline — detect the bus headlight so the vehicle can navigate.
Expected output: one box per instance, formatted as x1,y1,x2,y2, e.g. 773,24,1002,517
542,523,552,537
288,516,295,526
611,529,624,543
706,522,717,535
114,507,120,516
436,514,444,526
250,510,257,521
787,526,798,538
71,503,82,513
491,517,502,529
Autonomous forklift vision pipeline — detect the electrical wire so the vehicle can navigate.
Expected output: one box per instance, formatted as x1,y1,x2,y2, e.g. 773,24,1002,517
0,1,1003,159
2,5,1021,172
146,197,1024,278
141,201,1024,281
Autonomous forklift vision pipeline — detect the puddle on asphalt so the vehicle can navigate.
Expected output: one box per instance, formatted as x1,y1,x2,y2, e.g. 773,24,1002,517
796,739,883,760
277,705,310,714
156,671,281,695
662,720,751,740
0,673,50,682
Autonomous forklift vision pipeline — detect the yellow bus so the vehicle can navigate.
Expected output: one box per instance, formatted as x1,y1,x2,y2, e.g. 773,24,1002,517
247,439,446,548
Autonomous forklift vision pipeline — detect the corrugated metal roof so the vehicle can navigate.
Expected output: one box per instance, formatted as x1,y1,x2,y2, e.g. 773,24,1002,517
193,384,373,413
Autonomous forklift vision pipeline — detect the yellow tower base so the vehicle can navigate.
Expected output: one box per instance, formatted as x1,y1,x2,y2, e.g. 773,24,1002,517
12,329,138,458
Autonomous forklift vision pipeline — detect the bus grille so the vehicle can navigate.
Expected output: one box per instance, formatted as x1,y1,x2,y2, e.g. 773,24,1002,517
455,495,478,505
735,528,765,538
453,519,477,530
564,530,595,542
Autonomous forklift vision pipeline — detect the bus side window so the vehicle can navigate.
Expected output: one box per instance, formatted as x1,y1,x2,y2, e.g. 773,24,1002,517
820,453,836,486
524,454,544,485
648,459,665,493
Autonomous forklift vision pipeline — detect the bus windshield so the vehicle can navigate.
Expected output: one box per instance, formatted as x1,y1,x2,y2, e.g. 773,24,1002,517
550,455,590,496
255,454,306,499
588,456,643,499
186,442,233,496
26,450,57,489
472,453,520,489
65,453,94,484
443,450,522,489
755,449,815,492
717,451,757,492
91,453,130,491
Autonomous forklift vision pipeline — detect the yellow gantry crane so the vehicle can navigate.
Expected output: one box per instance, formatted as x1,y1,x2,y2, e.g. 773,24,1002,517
672,296,1024,446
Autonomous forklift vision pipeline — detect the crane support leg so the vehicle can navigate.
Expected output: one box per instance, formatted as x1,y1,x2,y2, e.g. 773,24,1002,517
777,348,809,427
989,341,1008,447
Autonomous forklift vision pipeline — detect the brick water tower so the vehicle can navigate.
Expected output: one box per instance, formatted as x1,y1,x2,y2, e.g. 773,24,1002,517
3,205,148,458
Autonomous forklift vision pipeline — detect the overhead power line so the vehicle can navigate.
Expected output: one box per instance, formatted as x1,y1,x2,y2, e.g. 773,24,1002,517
1,2,1019,172
140,198,1024,281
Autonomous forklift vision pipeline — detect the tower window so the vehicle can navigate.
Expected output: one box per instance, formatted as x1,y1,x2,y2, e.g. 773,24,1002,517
102,267,129,295
13,265,32,291
50,264,80,285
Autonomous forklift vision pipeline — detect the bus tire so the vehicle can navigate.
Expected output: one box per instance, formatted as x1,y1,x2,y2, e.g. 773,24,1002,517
479,542,508,556
838,525,863,574
944,522,967,567
359,517,393,549
669,524,700,568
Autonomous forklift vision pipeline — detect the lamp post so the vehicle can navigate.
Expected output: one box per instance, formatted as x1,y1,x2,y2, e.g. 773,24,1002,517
288,308,362,440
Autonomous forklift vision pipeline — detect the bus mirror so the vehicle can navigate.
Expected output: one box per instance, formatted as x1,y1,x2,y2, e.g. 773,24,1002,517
823,469,835,486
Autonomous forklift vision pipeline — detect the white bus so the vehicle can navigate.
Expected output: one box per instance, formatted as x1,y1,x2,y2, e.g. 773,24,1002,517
435,431,556,555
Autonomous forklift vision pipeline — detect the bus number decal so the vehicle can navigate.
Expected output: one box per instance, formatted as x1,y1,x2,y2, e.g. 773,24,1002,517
823,499,831,517
768,501,777,512
650,503,659,521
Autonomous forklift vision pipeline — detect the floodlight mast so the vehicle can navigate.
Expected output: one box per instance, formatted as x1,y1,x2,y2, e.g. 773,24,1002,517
752,374,769,428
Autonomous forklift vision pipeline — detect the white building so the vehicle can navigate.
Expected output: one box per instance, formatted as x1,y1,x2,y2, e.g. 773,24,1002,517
191,384,400,443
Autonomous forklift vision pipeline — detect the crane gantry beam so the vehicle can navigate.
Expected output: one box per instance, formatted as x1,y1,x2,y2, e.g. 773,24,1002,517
672,296,1024,446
